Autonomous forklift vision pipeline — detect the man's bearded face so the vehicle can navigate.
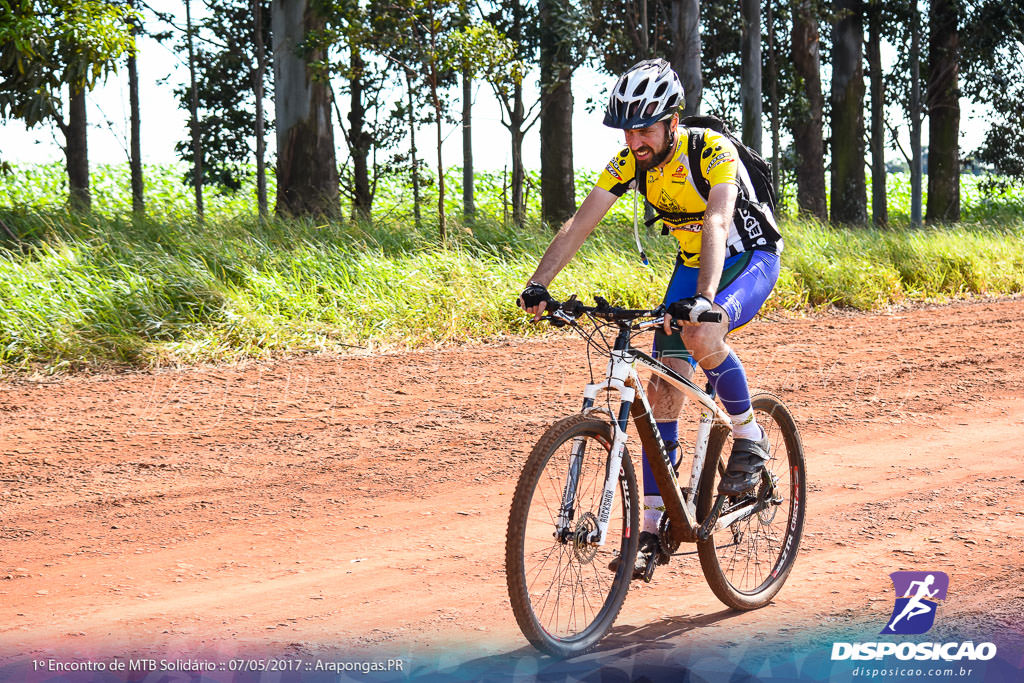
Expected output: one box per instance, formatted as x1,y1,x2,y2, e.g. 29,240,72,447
625,121,674,171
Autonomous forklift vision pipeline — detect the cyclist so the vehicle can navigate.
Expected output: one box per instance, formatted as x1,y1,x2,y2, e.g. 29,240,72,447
518,58,782,578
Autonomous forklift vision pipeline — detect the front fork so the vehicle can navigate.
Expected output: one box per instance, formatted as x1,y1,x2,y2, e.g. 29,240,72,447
556,380,634,547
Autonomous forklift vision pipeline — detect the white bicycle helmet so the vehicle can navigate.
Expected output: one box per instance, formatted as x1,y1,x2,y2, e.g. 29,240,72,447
603,58,684,130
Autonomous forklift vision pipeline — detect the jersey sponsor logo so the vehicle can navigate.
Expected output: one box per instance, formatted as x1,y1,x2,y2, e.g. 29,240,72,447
657,190,681,212
669,222,702,233
739,209,767,246
706,151,735,173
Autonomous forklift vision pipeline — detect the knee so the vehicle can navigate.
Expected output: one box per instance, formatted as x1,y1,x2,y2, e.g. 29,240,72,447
681,326,727,367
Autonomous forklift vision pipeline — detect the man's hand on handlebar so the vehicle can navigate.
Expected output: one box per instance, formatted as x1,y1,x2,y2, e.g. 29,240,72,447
518,281,553,322
664,295,715,334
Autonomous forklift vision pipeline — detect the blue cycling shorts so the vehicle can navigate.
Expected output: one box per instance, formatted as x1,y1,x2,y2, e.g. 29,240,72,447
654,250,780,361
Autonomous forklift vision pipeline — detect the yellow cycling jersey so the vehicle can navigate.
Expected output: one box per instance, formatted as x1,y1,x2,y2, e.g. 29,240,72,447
596,128,781,267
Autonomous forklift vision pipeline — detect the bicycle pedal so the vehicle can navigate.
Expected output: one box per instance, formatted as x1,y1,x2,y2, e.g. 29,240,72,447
641,557,658,583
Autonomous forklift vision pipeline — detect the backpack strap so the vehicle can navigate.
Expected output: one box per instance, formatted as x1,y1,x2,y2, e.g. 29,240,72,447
686,129,711,202
687,126,754,212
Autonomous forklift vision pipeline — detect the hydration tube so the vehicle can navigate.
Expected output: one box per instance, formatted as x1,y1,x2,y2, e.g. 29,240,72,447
632,186,650,267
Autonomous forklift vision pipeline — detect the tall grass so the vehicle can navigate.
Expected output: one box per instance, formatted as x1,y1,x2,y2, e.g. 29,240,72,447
0,163,1022,371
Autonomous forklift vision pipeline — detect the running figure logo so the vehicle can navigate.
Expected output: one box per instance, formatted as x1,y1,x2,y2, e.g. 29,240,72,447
882,571,949,635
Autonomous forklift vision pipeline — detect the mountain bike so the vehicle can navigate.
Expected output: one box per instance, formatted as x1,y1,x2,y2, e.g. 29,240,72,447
505,295,806,657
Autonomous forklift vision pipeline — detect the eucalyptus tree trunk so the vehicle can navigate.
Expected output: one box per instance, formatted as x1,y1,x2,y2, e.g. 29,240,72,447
427,13,447,240
638,0,649,57
253,0,268,218
431,73,446,240
185,0,204,219
910,4,923,227
830,0,866,225
507,0,527,227
539,0,576,227
867,0,886,227
128,0,144,215
739,0,762,153
511,119,526,226
669,0,702,116
766,2,781,202
926,0,960,222
349,47,372,220
791,0,827,220
405,69,421,229
462,63,474,220
66,85,90,212
271,0,339,217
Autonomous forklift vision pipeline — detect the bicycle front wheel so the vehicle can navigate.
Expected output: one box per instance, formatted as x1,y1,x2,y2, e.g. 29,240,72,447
505,414,640,657
696,393,806,610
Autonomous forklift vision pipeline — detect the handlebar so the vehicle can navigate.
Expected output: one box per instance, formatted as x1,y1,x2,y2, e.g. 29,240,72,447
544,295,722,328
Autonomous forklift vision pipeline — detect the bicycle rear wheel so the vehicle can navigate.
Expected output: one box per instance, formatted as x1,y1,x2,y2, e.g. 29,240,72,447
696,393,806,610
505,414,640,657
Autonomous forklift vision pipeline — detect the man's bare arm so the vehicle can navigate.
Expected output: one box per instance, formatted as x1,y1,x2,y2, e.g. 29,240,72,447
695,183,738,301
526,187,618,287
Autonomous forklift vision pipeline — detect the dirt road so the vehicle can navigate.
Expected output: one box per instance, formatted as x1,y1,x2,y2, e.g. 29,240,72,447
1,298,1023,676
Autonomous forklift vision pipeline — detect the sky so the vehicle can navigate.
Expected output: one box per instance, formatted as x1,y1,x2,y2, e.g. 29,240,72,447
0,2,992,176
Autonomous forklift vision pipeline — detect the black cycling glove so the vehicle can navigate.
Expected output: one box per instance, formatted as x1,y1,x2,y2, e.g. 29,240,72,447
518,281,552,309
667,295,714,323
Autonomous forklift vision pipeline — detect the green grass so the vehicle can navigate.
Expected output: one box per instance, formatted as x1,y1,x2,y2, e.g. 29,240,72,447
0,163,1023,372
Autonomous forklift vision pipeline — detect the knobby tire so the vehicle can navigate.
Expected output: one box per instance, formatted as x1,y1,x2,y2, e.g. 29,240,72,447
505,414,640,657
696,393,806,610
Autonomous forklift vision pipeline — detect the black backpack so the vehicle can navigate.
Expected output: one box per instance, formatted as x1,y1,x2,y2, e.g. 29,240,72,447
680,114,777,213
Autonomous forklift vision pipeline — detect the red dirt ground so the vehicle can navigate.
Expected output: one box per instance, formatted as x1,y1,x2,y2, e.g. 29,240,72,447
1,298,1023,668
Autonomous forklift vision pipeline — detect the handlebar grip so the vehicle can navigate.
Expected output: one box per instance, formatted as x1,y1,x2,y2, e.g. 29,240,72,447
668,310,724,331
698,311,723,323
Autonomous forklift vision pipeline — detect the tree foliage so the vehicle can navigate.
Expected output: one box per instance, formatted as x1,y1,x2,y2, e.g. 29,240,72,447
961,1,1024,187
0,0,135,127
172,0,274,192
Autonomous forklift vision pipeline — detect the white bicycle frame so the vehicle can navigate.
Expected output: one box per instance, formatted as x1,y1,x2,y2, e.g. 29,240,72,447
556,343,755,547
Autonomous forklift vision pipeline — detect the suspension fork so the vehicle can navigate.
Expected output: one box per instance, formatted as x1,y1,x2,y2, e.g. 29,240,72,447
555,397,594,535
557,342,636,546
589,398,632,545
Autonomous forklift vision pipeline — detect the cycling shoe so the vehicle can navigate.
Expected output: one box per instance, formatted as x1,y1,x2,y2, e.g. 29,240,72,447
718,431,770,496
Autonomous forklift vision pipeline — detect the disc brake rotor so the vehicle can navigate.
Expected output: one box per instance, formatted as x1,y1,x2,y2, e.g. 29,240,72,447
573,512,600,563
758,472,781,523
